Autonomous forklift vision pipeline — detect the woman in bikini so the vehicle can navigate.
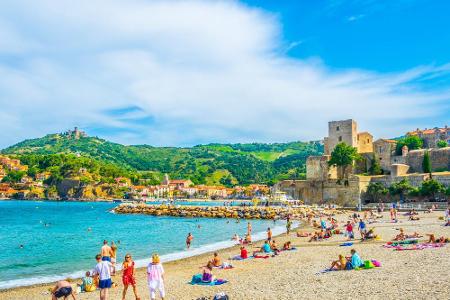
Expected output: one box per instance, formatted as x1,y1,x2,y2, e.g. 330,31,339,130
329,254,346,270
121,253,140,300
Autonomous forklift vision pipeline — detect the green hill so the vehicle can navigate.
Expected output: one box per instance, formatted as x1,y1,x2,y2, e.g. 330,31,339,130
1,132,323,185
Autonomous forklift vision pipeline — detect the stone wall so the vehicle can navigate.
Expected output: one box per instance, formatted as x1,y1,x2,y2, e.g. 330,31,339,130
357,132,373,153
306,155,337,180
373,139,396,173
326,119,358,155
406,147,450,172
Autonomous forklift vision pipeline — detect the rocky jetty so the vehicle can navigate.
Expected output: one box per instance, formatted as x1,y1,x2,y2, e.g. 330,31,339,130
112,203,345,220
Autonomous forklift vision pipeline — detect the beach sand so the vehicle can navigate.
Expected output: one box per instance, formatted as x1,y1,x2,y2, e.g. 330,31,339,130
1,211,449,300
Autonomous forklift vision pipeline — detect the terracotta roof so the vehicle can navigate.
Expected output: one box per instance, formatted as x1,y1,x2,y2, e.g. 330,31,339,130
408,127,447,135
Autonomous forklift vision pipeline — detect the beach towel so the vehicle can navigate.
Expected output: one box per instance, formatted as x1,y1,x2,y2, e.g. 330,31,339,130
231,255,253,261
253,254,270,259
340,242,353,247
392,243,446,251
190,274,227,286
281,247,298,252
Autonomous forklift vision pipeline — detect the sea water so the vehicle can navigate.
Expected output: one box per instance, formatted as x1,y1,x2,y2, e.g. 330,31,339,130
0,200,287,289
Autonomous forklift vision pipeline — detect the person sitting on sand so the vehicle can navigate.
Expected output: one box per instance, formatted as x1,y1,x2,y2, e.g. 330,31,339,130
330,254,346,271
426,234,449,244
347,249,364,269
240,246,248,259
282,241,292,250
147,253,165,300
393,228,406,241
309,230,325,242
80,271,95,292
362,228,377,241
323,228,332,239
52,280,76,300
202,262,215,283
253,240,272,256
296,231,310,237
270,239,280,253
409,214,420,221
210,252,222,267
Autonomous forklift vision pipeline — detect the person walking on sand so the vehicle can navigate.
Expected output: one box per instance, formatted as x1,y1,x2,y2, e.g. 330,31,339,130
101,240,112,262
286,218,292,235
51,280,76,300
147,254,165,300
247,222,252,236
121,253,140,300
267,227,272,241
92,254,113,300
110,241,118,276
186,233,193,249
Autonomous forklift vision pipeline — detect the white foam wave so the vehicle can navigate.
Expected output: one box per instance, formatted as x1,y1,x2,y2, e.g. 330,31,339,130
0,222,298,290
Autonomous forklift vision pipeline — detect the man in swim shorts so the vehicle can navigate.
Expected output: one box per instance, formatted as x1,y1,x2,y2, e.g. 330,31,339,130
92,254,113,300
186,233,193,249
101,240,112,262
51,280,76,300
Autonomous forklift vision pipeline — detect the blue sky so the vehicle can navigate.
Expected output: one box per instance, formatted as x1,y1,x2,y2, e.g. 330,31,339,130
0,0,449,148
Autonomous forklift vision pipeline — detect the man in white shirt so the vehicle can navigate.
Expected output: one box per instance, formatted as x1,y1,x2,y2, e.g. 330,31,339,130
92,254,113,300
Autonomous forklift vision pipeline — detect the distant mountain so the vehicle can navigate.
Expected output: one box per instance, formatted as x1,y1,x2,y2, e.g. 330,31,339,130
1,131,323,185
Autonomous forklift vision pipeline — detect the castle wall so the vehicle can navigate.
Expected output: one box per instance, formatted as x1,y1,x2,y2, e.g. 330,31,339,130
306,155,336,180
373,139,396,173
406,148,450,172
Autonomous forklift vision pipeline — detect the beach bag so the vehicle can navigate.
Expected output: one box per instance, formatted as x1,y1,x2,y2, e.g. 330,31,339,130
85,284,96,292
371,260,381,267
213,292,229,300
191,274,202,284
363,260,375,269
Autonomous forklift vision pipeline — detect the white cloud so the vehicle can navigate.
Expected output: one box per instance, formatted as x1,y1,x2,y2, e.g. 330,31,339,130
0,0,448,148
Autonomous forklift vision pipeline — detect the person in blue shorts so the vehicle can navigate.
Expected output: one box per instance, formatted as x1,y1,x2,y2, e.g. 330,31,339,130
92,254,113,300
51,280,76,300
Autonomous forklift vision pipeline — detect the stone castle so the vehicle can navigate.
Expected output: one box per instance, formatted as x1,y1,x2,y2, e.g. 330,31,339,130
275,119,450,206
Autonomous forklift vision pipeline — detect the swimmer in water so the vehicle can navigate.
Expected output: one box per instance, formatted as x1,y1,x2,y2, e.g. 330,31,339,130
87,227,92,232
197,225,201,229
19,245,24,249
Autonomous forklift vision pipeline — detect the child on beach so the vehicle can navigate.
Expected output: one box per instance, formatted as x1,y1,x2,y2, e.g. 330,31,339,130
92,254,113,300
121,253,140,300
80,271,95,292
147,253,165,300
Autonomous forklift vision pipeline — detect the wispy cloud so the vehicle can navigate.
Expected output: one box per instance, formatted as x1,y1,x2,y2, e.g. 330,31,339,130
0,0,448,148
347,14,365,22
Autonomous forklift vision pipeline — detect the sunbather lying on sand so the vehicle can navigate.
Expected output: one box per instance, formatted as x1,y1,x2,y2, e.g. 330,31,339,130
393,229,421,241
308,230,324,242
361,228,378,241
296,231,310,237
283,241,292,250
426,234,449,244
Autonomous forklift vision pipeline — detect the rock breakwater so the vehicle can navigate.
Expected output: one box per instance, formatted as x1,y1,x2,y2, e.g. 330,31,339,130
113,204,345,220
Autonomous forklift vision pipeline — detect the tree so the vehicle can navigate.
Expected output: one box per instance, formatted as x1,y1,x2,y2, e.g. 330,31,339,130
328,142,361,182
1,170,26,183
389,179,413,202
368,154,382,175
420,179,445,200
366,182,388,203
437,140,447,148
422,151,432,174
395,136,423,155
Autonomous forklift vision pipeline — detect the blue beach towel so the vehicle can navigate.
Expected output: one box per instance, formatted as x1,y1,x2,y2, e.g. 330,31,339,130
190,274,228,286
340,242,354,247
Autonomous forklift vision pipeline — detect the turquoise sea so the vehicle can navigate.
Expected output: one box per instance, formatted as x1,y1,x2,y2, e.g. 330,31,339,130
0,200,286,289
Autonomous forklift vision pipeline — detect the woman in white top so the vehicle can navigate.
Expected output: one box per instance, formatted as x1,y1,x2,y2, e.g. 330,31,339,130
147,253,165,300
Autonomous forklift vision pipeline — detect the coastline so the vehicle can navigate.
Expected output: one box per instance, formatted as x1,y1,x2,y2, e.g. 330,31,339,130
2,211,449,299
0,220,296,291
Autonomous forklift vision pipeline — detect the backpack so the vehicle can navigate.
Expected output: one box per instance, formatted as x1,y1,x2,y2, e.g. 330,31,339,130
213,292,229,300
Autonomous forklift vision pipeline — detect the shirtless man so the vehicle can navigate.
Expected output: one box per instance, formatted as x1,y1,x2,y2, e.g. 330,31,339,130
51,280,76,300
267,227,272,241
247,222,252,236
101,240,112,262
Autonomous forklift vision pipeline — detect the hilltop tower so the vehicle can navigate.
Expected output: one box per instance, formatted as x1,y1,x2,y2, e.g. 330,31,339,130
324,119,358,155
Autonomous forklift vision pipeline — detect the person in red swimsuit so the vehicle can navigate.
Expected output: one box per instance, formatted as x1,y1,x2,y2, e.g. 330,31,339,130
121,253,140,300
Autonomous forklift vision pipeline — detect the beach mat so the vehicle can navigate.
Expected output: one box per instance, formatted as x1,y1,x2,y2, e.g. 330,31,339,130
190,275,228,286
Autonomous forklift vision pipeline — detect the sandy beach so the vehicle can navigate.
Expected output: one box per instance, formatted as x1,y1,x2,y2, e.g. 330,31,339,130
1,210,449,300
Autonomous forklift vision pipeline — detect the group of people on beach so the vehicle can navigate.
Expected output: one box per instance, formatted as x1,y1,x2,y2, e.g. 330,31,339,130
51,240,165,300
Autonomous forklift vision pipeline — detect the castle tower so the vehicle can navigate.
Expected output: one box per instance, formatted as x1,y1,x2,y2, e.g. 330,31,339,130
325,119,358,155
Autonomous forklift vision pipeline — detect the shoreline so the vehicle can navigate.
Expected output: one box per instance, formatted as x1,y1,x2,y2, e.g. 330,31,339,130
2,211,449,299
0,221,297,291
